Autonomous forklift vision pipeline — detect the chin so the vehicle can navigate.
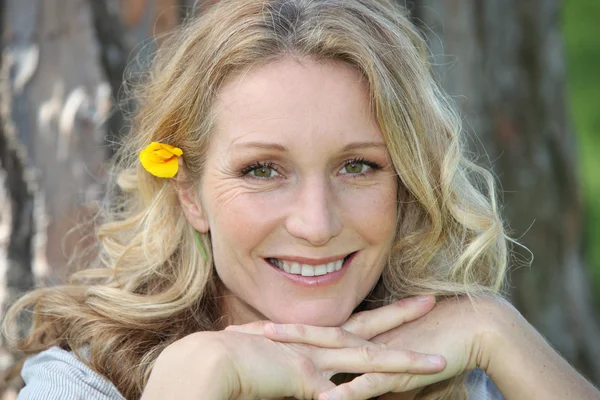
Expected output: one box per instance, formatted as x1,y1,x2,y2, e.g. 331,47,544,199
272,313,349,327
265,300,354,327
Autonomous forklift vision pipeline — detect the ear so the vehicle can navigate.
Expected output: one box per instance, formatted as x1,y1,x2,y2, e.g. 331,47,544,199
178,186,210,233
176,163,210,233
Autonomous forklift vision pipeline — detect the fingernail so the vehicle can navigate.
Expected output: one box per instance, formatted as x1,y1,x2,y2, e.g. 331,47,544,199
323,392,339,400
416,295,431,302
269,323,285,335
427,354,443,365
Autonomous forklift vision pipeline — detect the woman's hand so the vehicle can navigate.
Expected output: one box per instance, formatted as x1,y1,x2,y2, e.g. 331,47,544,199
252,295,509,400
142,330,335,400
315,295,599,400
141,295,445,400
337,295,505,399
226,296,451,399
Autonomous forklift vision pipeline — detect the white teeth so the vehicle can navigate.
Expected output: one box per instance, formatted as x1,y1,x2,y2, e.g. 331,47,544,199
314,265,327,276
335,260,343,271
326,262,335,273
301,265,315,276
290,262,301,274
269,257,348,276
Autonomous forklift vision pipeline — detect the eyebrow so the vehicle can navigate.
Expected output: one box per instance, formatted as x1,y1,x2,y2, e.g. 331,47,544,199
230,141,386,152
341,141,387,151
230,142,288,152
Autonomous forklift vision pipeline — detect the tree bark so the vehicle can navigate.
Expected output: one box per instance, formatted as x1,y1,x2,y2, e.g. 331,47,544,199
0,0,110,287
88,0,131,154
0,0,110,394
412,0,600,383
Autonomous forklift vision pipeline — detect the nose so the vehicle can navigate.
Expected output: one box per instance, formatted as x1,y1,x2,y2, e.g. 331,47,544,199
285,177,342,246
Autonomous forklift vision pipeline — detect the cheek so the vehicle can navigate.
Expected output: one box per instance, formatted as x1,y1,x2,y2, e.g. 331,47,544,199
207,187,287,255
338,182,398,241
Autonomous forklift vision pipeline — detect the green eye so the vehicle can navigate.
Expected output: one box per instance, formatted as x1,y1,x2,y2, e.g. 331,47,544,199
343,163,365,174
339,159,382,176
252,166,274,178
242,162,280,180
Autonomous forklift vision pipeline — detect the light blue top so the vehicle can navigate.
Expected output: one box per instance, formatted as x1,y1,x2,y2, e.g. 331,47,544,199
17,346,504,399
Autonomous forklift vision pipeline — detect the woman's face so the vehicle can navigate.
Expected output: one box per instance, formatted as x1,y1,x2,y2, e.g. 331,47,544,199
184,57,398,326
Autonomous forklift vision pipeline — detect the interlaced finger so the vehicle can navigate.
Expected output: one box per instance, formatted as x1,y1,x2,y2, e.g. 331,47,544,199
264,323,370,348
314,343,445,376
341,295,436,340
317,367,451,399
317,372,405,400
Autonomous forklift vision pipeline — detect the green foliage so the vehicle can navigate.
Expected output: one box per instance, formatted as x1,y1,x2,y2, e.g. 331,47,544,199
563,0,600,295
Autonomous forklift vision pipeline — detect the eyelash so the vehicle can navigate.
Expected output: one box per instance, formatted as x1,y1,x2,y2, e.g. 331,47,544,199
240,162,279,180
343,158,383,177
240,158,383,181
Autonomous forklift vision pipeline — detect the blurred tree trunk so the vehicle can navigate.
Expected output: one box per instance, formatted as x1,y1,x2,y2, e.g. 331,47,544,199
0,1,181,397
411,0,600,383
0,0,111,395
0,0,110,302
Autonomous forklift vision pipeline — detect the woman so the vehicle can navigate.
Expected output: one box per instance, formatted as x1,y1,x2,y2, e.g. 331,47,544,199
2,0,598,399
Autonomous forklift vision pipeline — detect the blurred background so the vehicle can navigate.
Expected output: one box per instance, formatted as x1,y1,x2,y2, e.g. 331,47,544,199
0,0,598,398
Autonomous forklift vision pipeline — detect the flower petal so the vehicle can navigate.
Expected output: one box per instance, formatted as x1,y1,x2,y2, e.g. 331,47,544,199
139,142,183,178
159,143,183,157
148,157,179,178
153,147,177,160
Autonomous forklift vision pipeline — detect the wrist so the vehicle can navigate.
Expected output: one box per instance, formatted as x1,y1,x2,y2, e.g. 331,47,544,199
472,296,521,373
142,332,236,400
474,299,599,399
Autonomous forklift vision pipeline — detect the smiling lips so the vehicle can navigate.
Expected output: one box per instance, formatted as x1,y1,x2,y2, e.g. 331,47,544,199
266,253,353,277
267,258,344,276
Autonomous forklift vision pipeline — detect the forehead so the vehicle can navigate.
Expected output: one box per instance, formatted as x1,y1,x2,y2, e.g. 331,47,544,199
211,57,383,147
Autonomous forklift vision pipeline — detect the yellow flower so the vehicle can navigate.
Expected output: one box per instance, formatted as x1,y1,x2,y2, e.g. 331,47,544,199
139,142,183,178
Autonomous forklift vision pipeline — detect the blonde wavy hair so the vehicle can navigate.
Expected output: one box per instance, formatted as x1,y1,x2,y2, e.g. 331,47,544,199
2,0,508,398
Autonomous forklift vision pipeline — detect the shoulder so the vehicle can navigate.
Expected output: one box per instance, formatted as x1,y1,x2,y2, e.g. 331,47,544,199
466,368,504,400
18,346,124,400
